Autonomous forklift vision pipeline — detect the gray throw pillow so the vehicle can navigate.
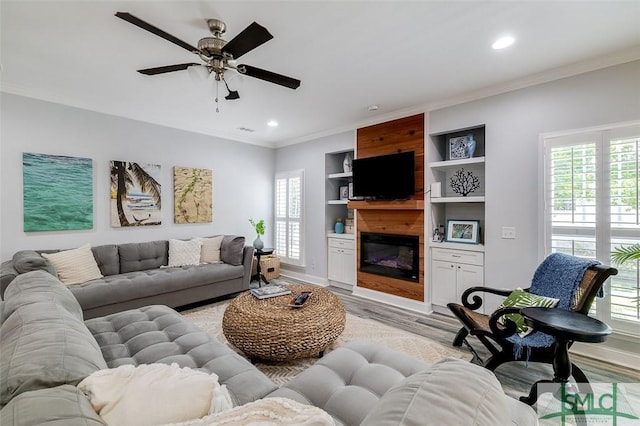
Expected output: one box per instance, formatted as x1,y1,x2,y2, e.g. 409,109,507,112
12,250,56,276
221,236,246,266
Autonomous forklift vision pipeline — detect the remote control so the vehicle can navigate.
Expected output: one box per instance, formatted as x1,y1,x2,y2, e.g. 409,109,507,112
294,293,310,305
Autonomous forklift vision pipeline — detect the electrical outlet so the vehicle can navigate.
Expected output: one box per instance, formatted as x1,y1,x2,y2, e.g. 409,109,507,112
501,226,516,239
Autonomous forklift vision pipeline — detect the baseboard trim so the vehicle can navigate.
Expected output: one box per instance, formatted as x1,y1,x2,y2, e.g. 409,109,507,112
279,270,328,287
571,342,640,373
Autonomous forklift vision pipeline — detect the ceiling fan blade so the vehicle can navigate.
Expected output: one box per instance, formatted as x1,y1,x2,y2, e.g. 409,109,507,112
137,63,202,75
115,12,200,54
222,22,273,59
237,64,301,89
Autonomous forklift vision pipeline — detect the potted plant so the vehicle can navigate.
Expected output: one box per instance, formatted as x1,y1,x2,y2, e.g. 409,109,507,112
249,218,265,250
611,243,640,264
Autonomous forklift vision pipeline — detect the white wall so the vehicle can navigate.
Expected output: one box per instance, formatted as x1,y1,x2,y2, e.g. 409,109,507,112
0,94,275,260
429,59,640,291
275,131,355,282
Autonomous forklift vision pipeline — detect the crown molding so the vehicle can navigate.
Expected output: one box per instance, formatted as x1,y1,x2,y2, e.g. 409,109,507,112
275,46,640,148
0,83,276,148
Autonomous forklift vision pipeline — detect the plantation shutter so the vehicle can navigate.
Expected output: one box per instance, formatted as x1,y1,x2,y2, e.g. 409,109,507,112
544,123,640,335
275,170,304,265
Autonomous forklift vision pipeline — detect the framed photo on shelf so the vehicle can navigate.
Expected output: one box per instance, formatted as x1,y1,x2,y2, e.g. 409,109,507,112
339,185,349,200
448,135,470,160
446,219,480,244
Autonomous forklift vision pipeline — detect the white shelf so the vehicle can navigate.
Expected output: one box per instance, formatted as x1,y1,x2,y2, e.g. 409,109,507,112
328,199,349,205
429,156,485,169
430,196,485,203
429,241,485,252
327,233,355,240
328,172,353,179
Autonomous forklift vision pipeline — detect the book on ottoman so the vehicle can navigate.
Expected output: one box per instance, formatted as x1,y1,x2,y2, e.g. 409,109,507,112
250,284,291,299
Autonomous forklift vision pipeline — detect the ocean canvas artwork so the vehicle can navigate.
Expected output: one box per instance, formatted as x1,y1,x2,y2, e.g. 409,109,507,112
173,166,213,224
110,161,161,227
22,152,94,232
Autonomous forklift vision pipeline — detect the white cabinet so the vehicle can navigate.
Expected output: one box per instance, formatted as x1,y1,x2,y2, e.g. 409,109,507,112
327,236,355,289
431,247,484,312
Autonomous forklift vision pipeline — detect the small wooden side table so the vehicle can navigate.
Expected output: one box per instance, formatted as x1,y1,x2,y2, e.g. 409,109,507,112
252,248,274,286
519,307,611,405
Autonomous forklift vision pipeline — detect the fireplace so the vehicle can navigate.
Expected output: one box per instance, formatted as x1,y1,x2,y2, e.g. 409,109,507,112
360,232,419,282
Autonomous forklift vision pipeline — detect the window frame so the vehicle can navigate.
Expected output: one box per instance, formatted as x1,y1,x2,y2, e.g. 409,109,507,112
541,121,640,336
274,169,305,267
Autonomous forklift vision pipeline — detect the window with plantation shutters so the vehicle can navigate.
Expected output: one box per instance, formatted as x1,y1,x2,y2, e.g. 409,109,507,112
544,123,640,336
275,170,304,266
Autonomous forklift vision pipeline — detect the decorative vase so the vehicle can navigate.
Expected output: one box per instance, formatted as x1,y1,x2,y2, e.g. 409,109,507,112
334,219,344,234
466,134,476,158
343,152,353,173
253,235,264,250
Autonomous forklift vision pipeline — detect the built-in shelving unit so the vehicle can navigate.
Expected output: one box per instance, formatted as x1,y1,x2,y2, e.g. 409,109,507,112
427,125,486,314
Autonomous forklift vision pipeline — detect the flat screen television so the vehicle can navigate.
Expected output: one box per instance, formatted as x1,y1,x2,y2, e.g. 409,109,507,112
352,151,415,200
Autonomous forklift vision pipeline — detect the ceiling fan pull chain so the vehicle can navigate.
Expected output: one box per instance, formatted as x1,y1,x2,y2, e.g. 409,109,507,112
215,80,220,113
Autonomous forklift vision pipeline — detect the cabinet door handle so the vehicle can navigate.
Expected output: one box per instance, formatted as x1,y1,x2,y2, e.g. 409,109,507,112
451,254,461,258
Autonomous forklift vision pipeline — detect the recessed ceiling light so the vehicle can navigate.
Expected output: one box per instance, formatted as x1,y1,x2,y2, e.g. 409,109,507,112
492,36,515,50
267,120,279,127
367,105,379,111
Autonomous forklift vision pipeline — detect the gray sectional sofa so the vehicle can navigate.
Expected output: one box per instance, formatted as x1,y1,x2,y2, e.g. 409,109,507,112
0,236,252,319
0,270,539,425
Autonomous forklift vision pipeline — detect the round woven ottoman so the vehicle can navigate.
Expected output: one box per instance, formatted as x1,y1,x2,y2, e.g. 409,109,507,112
222,284,346,362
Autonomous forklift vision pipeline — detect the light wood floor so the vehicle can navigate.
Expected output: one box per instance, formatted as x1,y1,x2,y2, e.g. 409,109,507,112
321,283,640,402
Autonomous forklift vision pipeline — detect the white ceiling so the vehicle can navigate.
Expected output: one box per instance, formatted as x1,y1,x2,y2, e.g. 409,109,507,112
2,1,639,148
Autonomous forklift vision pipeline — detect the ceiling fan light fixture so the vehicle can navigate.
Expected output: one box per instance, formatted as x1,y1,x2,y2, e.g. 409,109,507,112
492,36,515,50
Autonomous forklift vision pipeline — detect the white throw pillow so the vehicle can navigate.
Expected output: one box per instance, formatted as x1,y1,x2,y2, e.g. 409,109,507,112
168,239,203,267
160,397,335,426
198,236,224,264
77,363,233,426
41,244,103,285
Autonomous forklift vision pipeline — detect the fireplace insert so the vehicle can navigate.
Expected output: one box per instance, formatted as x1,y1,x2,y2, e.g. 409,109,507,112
360,232,419,282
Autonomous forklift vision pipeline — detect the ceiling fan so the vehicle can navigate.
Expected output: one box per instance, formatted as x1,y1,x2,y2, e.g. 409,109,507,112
115,12,301,107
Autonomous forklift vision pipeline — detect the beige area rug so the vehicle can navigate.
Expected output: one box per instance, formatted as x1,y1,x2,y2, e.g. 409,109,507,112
182,298,470,385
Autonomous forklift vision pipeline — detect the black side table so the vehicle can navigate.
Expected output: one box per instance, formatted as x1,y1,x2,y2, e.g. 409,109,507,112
519,307,611,405
251,248,274,287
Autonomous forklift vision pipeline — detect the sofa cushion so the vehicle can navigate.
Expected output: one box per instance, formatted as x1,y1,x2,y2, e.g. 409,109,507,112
266,340,432,426
41,244,104,285
360,358,516,426
0,277,107,405
12,250,56,276
168,239,203,267
119,240,168,273
3,270,84,320
84,305,278,406
221,236,245,266
91,244,120,276
0,385,107,426
199,236,224,264
70,263,244,311
78,363,233,426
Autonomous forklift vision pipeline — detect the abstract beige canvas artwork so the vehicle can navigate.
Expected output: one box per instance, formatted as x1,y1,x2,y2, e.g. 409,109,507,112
174,166,213,224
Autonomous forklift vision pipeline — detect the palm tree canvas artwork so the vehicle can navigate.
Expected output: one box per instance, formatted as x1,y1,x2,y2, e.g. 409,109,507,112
23,152,93,232
173,166,213,224
110,161,161,227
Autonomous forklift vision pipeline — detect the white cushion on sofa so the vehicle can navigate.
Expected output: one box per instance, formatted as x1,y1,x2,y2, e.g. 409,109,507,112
77,363,232,426
168,239,203,267
41,244,103,285
160,397,335,426
197,236,224,264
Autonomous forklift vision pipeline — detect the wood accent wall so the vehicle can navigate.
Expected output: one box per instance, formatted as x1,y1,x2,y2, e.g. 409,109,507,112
355,113,425,301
